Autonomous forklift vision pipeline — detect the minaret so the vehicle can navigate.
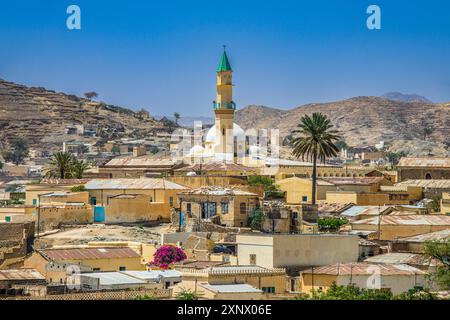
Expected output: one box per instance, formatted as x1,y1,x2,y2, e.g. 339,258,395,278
213,46,235,159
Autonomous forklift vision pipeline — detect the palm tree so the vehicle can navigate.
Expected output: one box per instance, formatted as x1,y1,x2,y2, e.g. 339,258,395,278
49,152,74,179
173,112,180,125
70,159,91,179
291,113,340,205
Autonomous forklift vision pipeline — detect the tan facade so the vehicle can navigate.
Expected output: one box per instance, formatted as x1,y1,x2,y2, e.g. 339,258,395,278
236,234,359,269
397,157,450,181
178,188,261,227
441,192,450,215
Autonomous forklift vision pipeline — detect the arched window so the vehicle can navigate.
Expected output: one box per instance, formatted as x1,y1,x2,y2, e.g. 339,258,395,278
425,172,432,179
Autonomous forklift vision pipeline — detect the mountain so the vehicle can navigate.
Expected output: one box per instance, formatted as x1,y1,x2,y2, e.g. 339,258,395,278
154,115,215,127
235,96,450,147
0,79,172,153
381,92,432,103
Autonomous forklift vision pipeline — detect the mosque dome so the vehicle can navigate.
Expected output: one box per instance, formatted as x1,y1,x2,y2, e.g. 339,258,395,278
204,123,245,143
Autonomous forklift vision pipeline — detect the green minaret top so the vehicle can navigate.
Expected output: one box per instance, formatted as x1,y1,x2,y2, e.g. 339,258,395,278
217,46,232,72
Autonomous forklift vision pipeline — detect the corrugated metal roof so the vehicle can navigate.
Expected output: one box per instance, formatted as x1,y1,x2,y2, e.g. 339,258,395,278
200,283,262,293
0,269,45,281
123,270,181,280
85,178,188,190
82,272,146,285
41,247,141,261
398,157,450,168
302,263,425,276
341,206,391,217
176,161,255,173
352,214,450,226
364,253,437,266
40,179,91,185
396,179,450,189
179,186,258,196
104,156,175,167
394,229,450,243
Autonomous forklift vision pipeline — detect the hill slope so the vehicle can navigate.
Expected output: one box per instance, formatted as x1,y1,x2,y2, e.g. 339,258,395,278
381,92,432,103
0,79,171,152
235,96,450,147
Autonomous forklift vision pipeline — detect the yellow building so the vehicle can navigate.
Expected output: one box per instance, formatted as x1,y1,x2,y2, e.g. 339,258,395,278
85,178,189,223
351,214,450,240
276,176,392,204
178,186,261,227
236,234,359,269
25,179,90,206
441,192,450,215
24,246,145,284
172,265,287,299
300,263,427,295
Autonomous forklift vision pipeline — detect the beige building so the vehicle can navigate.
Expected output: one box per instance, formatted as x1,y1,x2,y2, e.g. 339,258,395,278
397,157,450,181
236,234,359,270
441,192,450,215
172,265,287,299
351,214,450,240
300,263,427,295
276,176,392,204
25,179,90,206
85,178,188,223
178,186,261,227
391,229,450,253
24,247,145,284
98,156,184,178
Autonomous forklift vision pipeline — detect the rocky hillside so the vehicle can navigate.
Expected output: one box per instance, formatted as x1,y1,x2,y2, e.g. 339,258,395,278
381,92,432,103
0,79,172,152
235,96,450,148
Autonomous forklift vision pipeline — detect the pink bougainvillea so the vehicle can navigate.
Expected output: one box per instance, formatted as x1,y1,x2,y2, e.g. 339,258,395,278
150,245,187,269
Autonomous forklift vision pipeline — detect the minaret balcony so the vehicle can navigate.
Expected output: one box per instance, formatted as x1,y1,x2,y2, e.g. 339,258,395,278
213,101,236,110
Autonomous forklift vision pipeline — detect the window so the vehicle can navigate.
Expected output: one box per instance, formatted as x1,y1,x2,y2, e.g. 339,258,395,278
425,173,432,179
119,266,126,271
221,202,229,214
149,196,153,203
93,268,100,271
186,203,191,214
90,197,97,205
249,254,256,265
302,196,308,202
169,196,174,207
240,203,247,214
262,287,275,294
32,198,37,205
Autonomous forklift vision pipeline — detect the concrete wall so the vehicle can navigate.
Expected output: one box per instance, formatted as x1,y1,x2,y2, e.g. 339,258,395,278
237,234,359,269
351,222,450,240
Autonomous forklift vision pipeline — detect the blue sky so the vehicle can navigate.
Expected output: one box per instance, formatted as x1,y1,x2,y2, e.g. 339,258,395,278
0,1,449,116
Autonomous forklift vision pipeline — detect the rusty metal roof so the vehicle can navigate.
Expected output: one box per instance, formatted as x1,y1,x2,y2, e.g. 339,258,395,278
394,229,450,243
179,186,258,196
364,253,439,266
39,179,91,185
176,161,255,173
352,214,450,226
40,247,141,261
396,179,450,189
85,178,188,190
302,263,425,276
104,156,175,167
0,269,45,281
398,157,450,168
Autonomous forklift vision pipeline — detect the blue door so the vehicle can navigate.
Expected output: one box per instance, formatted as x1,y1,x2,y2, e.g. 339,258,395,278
94,206,105,222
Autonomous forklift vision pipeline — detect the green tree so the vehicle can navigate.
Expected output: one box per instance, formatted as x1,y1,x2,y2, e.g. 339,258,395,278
248,175,283,198
175,288,204,300
335,140,348,150
3,136,29,165
84,91,98,100
291,113,340,204
70,159,91,179
248,208,264,231
71,185,86,192
318,217,348,232
173,112,180,125
424,239,450,290
49,152,74,179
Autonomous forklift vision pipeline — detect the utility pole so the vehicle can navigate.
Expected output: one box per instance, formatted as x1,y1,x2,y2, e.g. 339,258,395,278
37,194,41,238
377,205,382,241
